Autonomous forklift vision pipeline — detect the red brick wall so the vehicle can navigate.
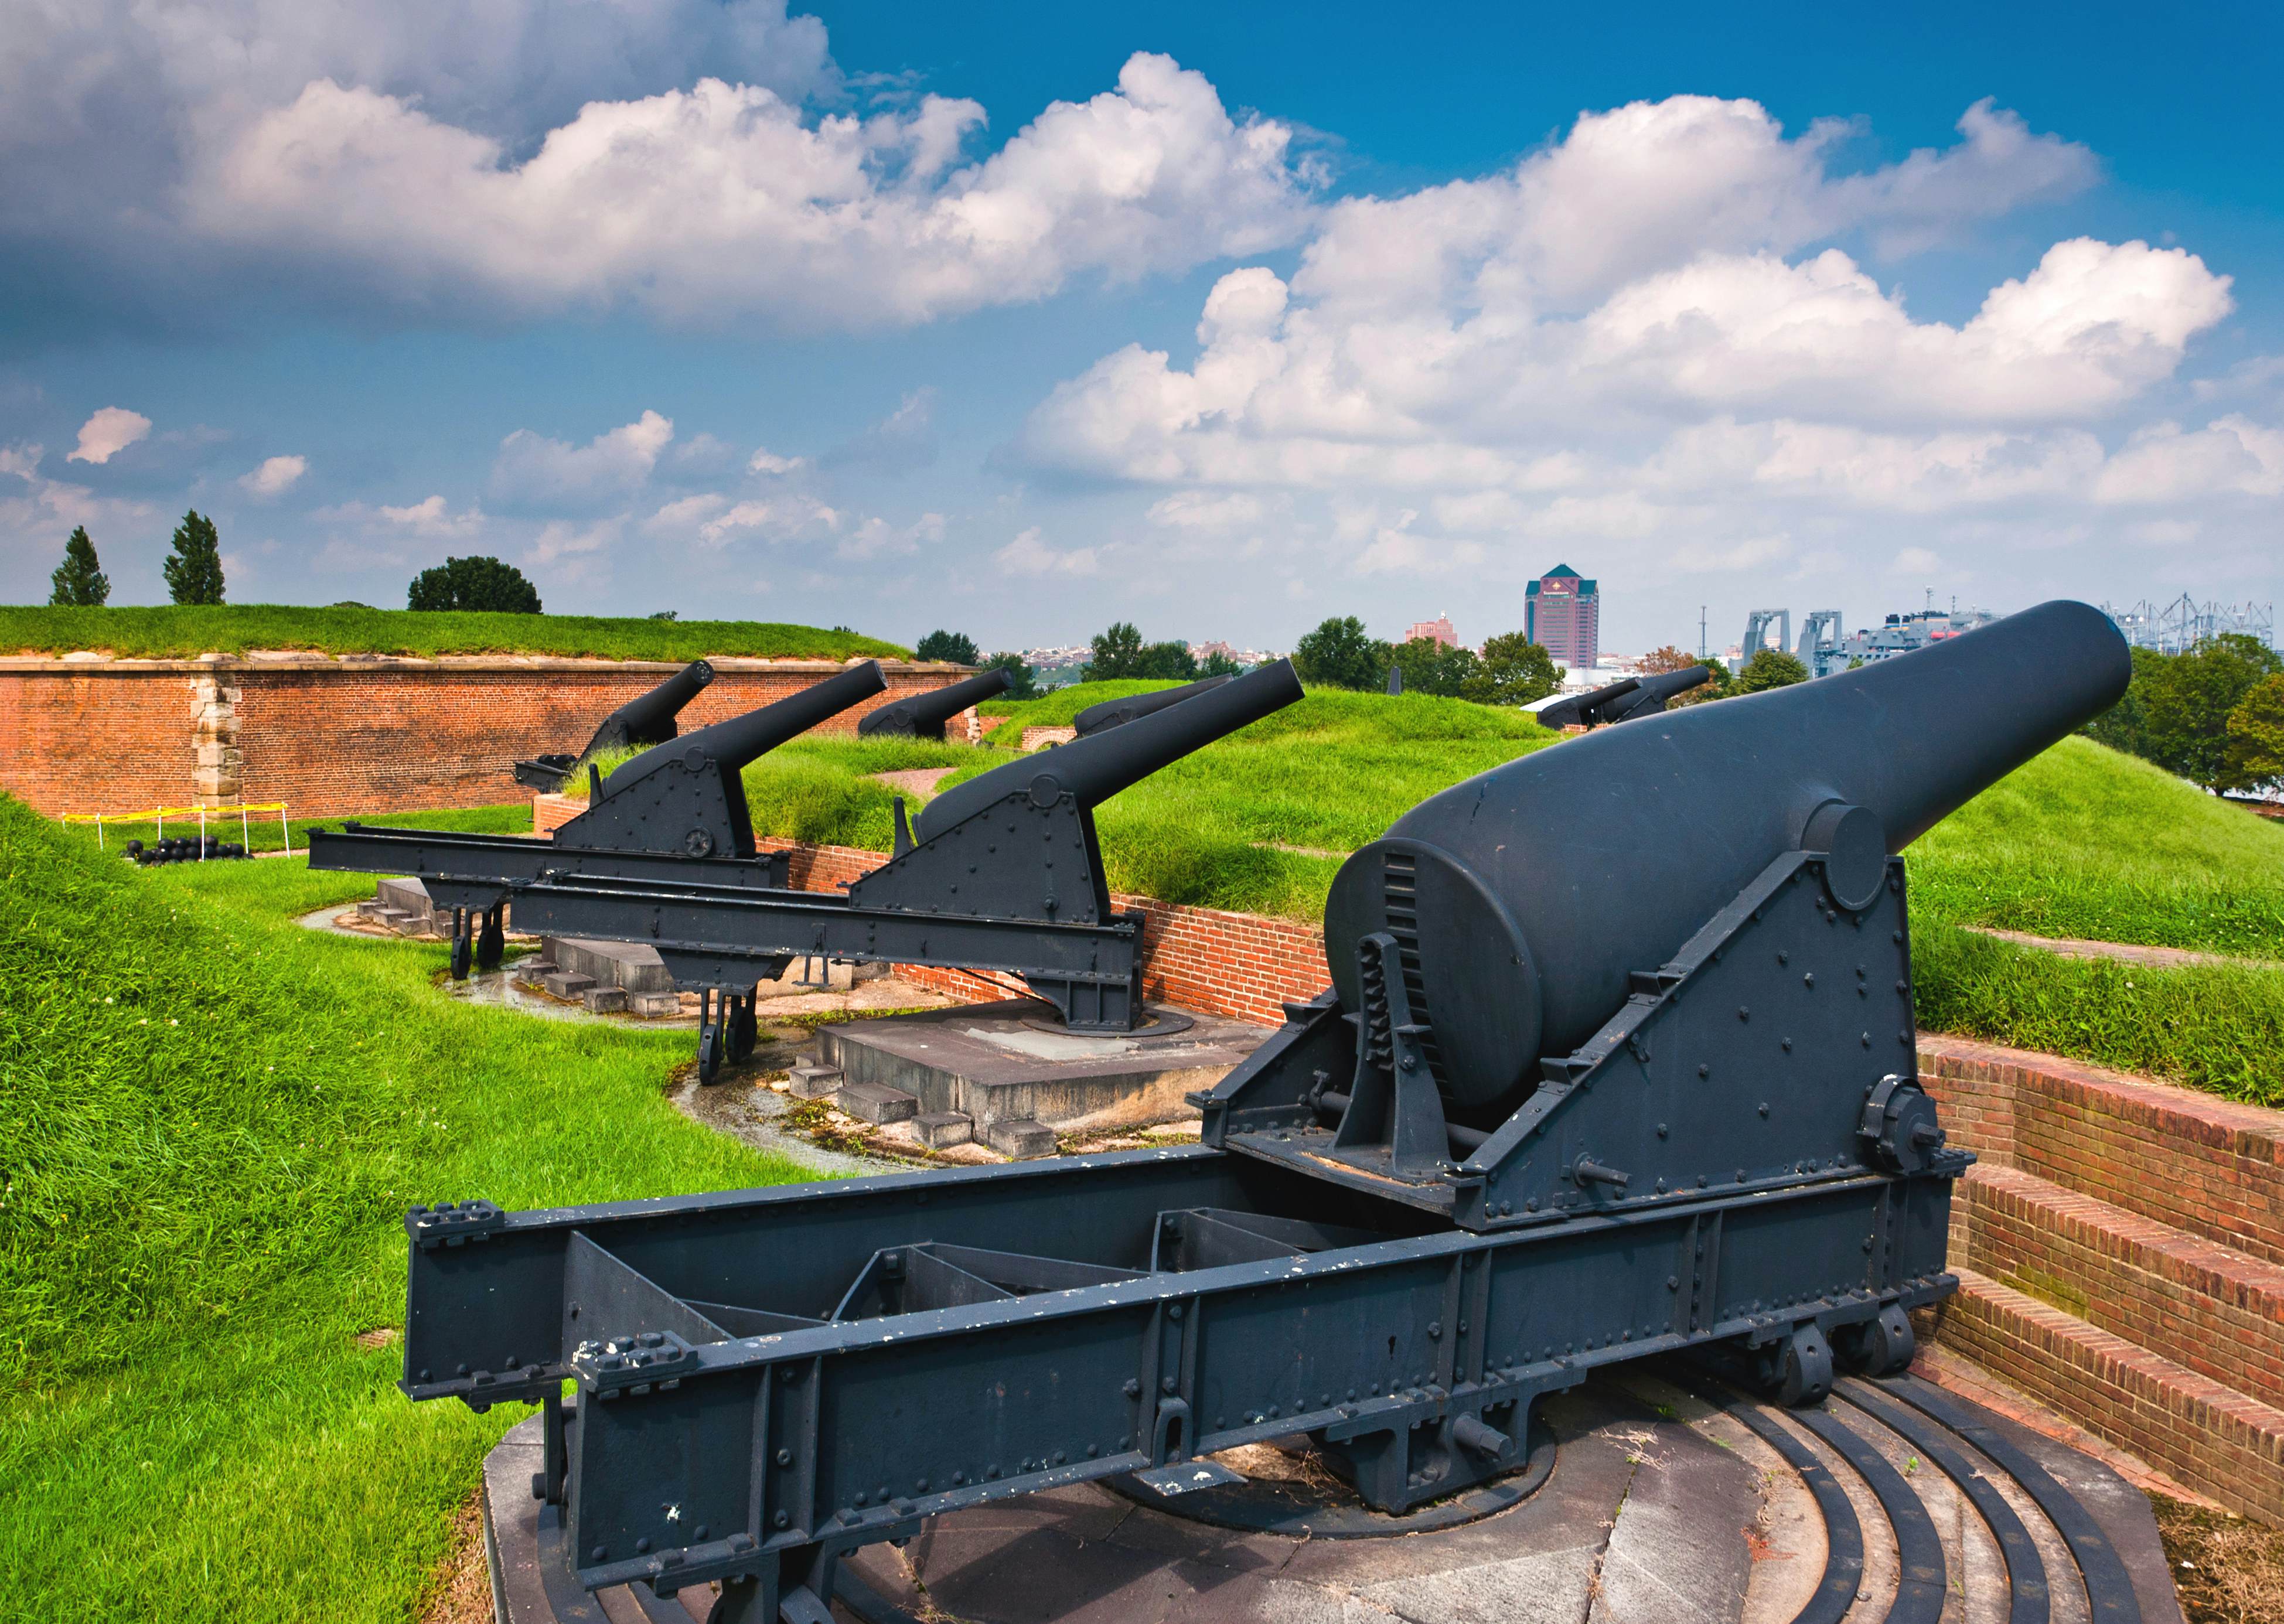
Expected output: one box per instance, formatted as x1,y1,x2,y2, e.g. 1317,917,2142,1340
0,657,973,819
1920,1034,2284,1268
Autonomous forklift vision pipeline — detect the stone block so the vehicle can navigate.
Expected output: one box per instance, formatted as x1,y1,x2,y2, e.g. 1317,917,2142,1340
543,971,596,998
628,992,681,1018
913,1112,973,1149
985,1118,1058,1159
789,1064,843,1100
837,1078,919,1125
583,986,629,1014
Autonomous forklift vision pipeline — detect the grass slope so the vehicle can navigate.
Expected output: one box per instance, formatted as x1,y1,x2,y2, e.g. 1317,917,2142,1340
0,604,905,662
0,798,812,1616
1908,736,2284,956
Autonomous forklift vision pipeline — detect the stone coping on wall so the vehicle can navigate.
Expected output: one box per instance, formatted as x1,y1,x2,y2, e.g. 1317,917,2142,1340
0,653,967,674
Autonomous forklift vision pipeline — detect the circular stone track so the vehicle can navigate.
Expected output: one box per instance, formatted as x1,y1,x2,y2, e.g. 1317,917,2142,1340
480,1363,2186,1624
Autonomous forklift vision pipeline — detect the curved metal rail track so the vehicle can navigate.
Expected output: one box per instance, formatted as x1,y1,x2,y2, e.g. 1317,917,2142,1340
480,1370,2172,1624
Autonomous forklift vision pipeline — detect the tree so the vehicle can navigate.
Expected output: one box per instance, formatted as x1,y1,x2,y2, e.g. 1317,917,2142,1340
2134,634,2284,792
1291,616,1394,691
915,629,980,664
1201,650,1245,678
1732,647,1810,692
1459,632,1562,706
649,610,679,622
2225,673,2284,790
984,651,1039,700
163,509,225,605
407,555,541,613
1638,644,1699,674
1665,654,1729,705
1389,636,1481,698
1085,622,1197,680
48,526,110,606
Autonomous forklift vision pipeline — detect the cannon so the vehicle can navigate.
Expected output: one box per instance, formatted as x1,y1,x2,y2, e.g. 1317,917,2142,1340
855,667,1013,740
1535,663,1712,729
310,664,888,979
501,660,1304,1067
1071,674,1230,738
514,659,717,791
386,603,2128,1623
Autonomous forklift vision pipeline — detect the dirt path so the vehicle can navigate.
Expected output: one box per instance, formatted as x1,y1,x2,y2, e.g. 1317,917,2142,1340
1966,926,2279,972
870,767,957,803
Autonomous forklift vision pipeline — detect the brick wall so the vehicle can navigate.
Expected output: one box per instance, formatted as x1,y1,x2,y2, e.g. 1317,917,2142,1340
1921,1035,2284,1268
0,656,974,819
527,801,1331,1025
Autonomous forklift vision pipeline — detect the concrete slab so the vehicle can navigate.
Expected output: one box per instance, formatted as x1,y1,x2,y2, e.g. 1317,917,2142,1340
541,971,595,998
986,1118,1058,1158
913,1111,973,1148
789,1064,843,1100
838,1078,918,1125
817,999,1269,1134
629,992,681,1018
376,876,434,929
546,936,674,995
581,986,629,1014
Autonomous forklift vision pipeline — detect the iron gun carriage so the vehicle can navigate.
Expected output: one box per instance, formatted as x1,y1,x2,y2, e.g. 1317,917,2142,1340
390,603,2130,1623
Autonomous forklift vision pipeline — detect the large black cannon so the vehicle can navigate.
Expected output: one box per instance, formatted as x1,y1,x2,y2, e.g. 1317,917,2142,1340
311,664,888,977
1534,663,1711,729
514,658,718,790
388,603,2128,1623
1072,674,1231,737
855,667,1013,740
503,660,1304,1059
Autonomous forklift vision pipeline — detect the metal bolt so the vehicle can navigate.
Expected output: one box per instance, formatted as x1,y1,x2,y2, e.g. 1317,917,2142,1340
776,1449,793,1466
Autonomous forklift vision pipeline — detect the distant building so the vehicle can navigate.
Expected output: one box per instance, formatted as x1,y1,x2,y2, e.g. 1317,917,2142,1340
1403,616,1458,649
1525,565,1598,671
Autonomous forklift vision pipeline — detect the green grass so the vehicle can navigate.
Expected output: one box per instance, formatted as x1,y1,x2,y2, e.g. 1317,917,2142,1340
1913,922,2284,1106
61,801,537,858
974,678,1187,744
0,604,905,662
1907,737,2284,958
0,796,812,1616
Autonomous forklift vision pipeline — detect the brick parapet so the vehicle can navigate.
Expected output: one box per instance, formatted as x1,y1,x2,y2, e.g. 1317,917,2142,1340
1,657,973,820
1919,1033,2284,1267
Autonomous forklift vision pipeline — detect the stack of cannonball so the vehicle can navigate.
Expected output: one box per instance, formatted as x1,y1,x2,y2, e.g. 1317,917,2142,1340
124,836,252,865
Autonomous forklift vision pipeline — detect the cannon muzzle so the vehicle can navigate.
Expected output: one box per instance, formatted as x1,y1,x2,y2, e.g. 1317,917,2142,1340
1072,674,1233,737
857,668,1014,740
1325,602,2129,1115
602,662,885,793
918,659,1302,839
595,658,715,750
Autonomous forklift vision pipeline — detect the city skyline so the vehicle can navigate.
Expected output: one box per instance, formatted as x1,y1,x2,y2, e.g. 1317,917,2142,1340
2,3,2278,653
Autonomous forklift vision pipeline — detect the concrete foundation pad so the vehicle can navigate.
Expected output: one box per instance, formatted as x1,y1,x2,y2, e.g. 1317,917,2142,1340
540,971,594,998
581,986,628,1014
818,998,1269,1134
376,876,434,930
544,936,675,995
628,992,681,1018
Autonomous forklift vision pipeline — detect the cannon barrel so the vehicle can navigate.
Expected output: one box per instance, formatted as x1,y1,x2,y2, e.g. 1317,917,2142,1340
1536,675,1638,729
1324,602,2130,1116
918,659,1301,838
601,661,884,793
592,658,715,750
856,667,1014,739
1072,674,1233,737
1538,665,1712,729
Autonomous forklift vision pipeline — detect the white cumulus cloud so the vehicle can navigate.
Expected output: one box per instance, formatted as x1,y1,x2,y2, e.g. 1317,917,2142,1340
67,407,152,465
238,454,307,497
490,411,674,508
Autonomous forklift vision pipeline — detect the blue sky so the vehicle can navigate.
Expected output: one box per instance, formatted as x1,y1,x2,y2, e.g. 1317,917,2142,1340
2,1,2278,657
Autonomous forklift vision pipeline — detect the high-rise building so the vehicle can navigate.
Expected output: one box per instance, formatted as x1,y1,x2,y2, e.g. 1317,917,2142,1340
1525,565,1598,671
1403,615,1458,649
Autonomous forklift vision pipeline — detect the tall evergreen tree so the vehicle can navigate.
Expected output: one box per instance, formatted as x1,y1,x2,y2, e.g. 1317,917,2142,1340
48,526,110,606
915,629,980,664
163,510,226,605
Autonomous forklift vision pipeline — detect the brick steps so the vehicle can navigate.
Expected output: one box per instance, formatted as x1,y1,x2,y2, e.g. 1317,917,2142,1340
1956,1161,2284,1413
1915,1034,2284,1523
1931,1265,2284,1523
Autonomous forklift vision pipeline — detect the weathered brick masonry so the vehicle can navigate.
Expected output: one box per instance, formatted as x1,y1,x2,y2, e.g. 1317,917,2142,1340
0,656,972,820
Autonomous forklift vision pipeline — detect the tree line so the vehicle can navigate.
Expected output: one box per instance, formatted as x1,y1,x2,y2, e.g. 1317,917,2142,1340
46,520,553,615
2084,634,2284,794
